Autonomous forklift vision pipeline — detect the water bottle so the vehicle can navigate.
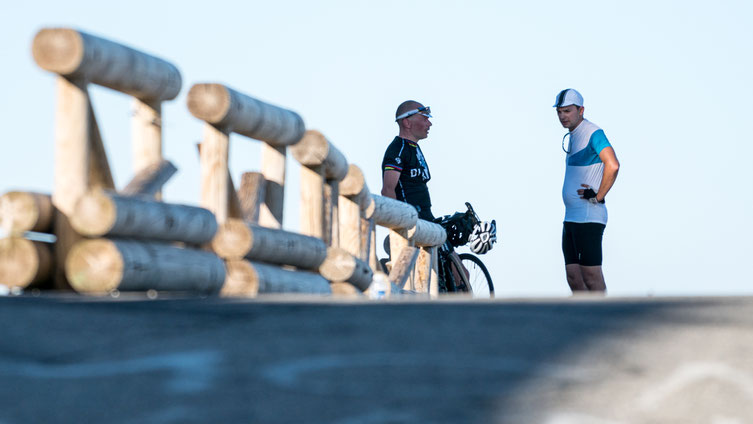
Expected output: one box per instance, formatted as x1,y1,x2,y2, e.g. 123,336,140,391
369,272,390,299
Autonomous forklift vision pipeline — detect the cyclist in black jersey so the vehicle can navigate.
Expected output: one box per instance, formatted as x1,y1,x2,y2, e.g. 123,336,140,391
381,100,433,220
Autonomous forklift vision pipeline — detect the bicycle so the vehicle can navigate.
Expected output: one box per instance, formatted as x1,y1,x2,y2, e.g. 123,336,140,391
379,202,495,298
434,202,495,297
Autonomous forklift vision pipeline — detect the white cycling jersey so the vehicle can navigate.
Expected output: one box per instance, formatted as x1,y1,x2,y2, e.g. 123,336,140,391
562,119,612,224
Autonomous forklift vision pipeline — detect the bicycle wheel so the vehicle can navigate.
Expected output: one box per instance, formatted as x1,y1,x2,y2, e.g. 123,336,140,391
457,253,494,298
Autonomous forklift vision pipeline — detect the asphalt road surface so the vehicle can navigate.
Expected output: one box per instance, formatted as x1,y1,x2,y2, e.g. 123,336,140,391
1,294,752,423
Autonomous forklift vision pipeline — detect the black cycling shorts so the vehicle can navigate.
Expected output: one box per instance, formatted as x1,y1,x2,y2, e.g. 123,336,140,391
562,222,606,266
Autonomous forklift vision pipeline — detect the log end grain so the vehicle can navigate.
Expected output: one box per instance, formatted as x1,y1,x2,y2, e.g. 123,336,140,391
221,260,259,297
210,219,253,259
0,238,52,288
187,83,232,125
65,239,123,294
70,190,116,237
32,28,84,75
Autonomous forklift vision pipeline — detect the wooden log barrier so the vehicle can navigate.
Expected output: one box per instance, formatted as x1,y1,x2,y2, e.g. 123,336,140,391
408,219,447,247
371,195,418,230
70,190,217,245
0,192,54,236
65,238,225,294
221,260,330,296
0,238,53,288
211,218,328,270
318,247,373,291
187,83,305,146
32,28,182,102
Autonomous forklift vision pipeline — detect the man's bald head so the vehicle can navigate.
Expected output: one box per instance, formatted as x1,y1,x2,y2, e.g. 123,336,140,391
396,100,423,122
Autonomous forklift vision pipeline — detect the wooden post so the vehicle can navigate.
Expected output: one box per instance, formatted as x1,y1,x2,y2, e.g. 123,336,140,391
65,238,225,295
429,246,439,298
196,143,242,220
53,76,89,289
0,192,54,236
211,219,328,270
0,238,53,288
238,172,266,224
415,247,433,294
132,99,163,197
339,164,370,257
260,145,285,228
387,246,419,291
71,190,217,244
200,124,231,224
367,219,378,271
300,165,325,239
339,195,361,257
87,102,115,191
325,181,338,247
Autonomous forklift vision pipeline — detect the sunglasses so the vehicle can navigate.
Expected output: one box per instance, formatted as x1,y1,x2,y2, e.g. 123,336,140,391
395,106,432,121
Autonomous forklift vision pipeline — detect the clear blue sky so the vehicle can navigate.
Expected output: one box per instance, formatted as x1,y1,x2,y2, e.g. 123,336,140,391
2,1,752,297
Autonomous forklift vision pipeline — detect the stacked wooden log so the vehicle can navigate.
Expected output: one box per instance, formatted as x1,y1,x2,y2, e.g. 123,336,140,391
0,192,54,289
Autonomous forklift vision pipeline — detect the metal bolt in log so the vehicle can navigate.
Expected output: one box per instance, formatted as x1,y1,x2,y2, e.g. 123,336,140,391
71,190,217,245
211,218,328,270
65,238,225,294
0,192,54,236
0,238,53,288
32,28,182,102
319,247,373,291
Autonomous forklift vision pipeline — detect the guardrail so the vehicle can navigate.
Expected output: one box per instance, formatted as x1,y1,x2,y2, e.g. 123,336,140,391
0,26,447,298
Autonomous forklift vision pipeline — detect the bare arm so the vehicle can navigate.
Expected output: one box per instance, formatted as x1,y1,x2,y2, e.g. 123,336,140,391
381,170,400,199
577,146,619,202
595,147,620,202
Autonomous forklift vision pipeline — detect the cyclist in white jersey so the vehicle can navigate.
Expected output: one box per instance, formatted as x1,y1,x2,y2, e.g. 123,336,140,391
555,89,620,293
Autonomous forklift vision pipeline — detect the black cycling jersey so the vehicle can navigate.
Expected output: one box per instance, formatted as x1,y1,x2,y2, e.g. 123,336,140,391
381,136,431,210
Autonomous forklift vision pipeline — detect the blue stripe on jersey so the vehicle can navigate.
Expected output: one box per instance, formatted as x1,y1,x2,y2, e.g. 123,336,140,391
567,129,611,166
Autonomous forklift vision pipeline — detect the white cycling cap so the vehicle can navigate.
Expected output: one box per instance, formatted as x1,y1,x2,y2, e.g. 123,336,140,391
553,88,583,107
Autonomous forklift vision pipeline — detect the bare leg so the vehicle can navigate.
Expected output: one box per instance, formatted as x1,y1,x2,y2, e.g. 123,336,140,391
566,264,587,292
580,265,606,292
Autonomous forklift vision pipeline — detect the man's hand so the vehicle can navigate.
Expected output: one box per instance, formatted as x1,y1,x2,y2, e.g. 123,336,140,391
578,184,605,204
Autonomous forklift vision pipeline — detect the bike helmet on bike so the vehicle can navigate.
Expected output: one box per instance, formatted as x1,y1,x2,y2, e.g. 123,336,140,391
469,220,497,254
